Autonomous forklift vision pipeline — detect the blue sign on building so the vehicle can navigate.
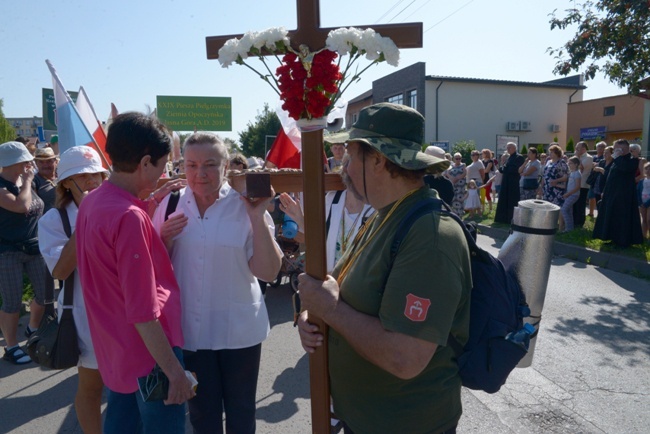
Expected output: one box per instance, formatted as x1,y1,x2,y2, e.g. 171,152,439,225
429,141,450,151
580,126,606,140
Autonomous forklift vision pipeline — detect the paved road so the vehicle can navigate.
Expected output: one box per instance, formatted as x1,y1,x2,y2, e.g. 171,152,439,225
1,233,648,433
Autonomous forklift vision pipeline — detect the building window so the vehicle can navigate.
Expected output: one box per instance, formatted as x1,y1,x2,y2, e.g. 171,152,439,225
603,106,615,116
386,94,404,105
408,89,417,108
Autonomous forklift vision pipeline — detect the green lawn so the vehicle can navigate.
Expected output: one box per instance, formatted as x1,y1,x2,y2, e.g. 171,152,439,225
467,208,650,263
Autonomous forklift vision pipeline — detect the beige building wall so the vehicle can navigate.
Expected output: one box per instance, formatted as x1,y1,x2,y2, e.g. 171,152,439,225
425,79,582,154
7,117,42,138
567,95,644,147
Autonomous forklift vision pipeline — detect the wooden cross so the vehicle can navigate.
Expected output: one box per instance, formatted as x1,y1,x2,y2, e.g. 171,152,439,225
206,2,422,433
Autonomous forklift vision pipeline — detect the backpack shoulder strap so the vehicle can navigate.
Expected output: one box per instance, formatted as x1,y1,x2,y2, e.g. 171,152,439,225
164,190,181,221
56,207,75,312
390,198,442,261
390,197,484,265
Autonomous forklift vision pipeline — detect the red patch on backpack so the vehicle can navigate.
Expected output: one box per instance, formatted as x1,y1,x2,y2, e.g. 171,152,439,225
404,293,431,322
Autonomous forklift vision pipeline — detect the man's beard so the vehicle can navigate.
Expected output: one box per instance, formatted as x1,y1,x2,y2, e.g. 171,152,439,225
341,170,365,202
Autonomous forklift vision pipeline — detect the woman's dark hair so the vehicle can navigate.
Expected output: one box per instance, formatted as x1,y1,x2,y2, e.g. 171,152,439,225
106,112,172,173
230,153,248,169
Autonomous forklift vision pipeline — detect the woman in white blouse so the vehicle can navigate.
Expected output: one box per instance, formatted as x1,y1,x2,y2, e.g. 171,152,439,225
38,146,108,434
152,132,282,434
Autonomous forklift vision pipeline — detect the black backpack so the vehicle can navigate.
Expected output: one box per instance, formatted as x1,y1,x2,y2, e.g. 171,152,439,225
390,198,532,393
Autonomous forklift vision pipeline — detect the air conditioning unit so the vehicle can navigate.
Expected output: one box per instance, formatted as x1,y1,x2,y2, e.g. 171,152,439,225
507,121,520,131
551,124,561,133
520,121,531,131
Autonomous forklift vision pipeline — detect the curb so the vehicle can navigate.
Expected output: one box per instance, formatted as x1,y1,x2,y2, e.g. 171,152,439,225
477,224,650,279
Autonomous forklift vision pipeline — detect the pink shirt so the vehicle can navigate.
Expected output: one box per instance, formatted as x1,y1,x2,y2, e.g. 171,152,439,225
76,181,183,393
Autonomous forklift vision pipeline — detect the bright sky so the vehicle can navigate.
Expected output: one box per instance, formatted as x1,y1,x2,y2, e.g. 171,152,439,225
1,0,623,144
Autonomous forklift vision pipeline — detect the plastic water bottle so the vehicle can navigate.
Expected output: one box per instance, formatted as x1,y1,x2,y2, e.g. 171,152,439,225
505,323,536,351
282,214,298,239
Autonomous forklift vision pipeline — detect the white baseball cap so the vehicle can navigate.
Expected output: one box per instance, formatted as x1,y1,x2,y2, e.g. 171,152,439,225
0,141,34,167
57,146,109,181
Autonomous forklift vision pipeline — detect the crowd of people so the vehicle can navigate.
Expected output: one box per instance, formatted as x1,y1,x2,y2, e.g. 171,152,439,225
436,139,648,247
0,103,648,433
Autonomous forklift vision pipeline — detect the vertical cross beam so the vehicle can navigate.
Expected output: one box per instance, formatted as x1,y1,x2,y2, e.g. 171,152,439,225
206,2,422,433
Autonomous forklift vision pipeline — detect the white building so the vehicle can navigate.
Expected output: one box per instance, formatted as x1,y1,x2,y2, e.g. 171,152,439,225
347,62,585,154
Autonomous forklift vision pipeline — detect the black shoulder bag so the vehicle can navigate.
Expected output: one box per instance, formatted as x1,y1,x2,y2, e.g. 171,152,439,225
26,207,80,369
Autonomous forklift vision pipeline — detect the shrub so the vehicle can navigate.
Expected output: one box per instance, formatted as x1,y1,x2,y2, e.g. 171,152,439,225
451,140,477,164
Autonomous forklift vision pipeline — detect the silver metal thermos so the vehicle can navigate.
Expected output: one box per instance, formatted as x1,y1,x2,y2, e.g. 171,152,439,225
498,199,560,368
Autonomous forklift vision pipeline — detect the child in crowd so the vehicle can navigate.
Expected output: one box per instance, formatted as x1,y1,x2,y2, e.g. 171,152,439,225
638,162,650,240
560,156,582,232
463,180,482,218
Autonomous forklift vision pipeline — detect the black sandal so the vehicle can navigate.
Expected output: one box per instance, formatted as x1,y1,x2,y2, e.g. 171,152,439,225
3,346,32,365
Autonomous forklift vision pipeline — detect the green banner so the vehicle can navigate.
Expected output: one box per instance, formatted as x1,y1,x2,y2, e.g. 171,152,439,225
156,96,232,131
42,88,78,131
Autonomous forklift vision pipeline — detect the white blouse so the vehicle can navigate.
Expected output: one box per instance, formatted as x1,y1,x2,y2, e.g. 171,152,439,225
38,203,97,368
152,183,275,351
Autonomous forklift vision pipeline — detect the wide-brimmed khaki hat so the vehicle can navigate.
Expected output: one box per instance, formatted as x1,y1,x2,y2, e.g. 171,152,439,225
34,147,58,160
347,103,449,174
324,132,349,146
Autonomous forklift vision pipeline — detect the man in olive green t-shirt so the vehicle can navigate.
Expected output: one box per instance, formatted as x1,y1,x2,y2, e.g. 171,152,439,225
297,103,472,434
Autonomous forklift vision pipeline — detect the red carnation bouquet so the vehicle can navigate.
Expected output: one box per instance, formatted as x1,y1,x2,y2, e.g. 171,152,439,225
276,50,342,120
218,27,399,122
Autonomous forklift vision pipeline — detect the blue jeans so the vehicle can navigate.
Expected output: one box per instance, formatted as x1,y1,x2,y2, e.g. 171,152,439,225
104,347,186,434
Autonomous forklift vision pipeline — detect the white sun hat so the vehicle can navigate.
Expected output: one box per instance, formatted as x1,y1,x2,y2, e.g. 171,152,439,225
57,146,109,181
0,141,34,167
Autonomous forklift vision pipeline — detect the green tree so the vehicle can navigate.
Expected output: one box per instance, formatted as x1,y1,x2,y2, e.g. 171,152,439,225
238,103,281,158
537,144,545,154
521,144,528,154
451,140,476,165
548,1,650,94
224,137,242,154
0,99,16,143
566,137,575,153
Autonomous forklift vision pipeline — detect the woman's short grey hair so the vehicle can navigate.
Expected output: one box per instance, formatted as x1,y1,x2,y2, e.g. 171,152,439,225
182,132,229,162
630,143,641,153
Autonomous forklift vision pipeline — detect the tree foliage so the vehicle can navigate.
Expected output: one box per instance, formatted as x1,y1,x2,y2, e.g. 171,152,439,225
451,140,477,165
0,99,16,143
223,137,242,154
566,137,575,152
520,144,528,154
548,0,650,94
238,103,281,158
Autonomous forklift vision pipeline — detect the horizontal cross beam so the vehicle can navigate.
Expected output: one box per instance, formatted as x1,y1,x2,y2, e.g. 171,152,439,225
206,23,422,59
